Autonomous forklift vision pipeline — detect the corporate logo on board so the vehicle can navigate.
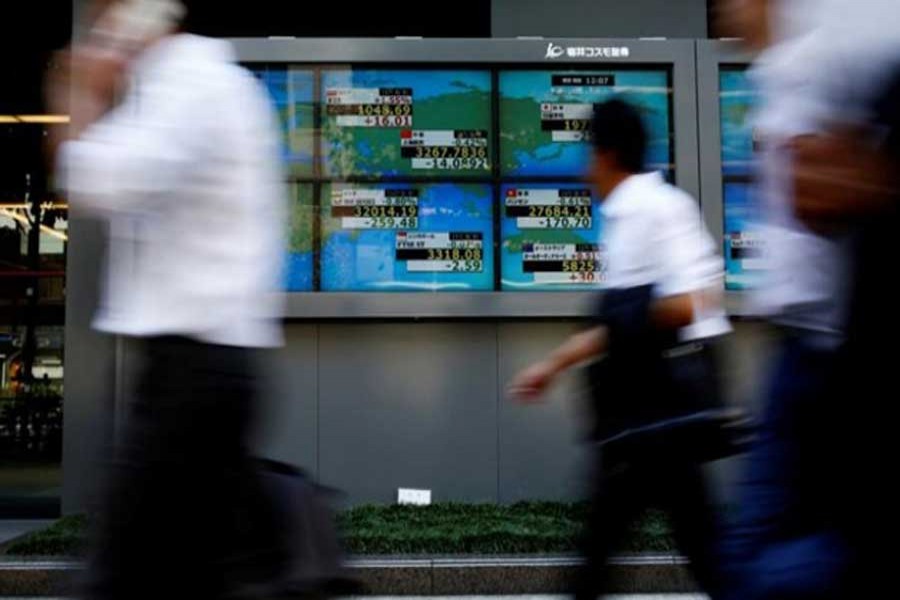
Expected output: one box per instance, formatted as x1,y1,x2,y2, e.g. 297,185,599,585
545,42,630,60
545,44,565,59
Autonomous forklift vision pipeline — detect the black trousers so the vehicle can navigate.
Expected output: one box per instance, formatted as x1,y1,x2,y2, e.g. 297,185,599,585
573,452,726,600
85,337,280,600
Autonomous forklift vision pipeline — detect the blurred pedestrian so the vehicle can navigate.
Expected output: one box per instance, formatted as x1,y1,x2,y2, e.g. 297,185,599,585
789,67,900,600
714,1,900,598
48,1,287,598
509,99,734,600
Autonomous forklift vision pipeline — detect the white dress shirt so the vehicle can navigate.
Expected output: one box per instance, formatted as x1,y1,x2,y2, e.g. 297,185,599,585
601,172,732,343
59,34,286,348
748,36,854,339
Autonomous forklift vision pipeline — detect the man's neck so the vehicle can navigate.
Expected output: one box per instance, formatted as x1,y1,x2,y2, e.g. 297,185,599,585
599,171,635,199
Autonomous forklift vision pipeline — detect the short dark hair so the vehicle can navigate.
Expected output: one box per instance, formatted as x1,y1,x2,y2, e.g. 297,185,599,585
178,0,203,33
590,99,647,173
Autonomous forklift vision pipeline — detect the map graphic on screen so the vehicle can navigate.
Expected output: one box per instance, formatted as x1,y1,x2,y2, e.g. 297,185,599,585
499,70,672,177
720,68,764,290
501,183,605,291
321,183,494,291
253,68,316,177
285,184,315,292
720,69,756,177
321,70,493,178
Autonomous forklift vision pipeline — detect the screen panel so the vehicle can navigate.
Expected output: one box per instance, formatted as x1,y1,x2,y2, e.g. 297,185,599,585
321,69,494,178
320,183,494,291
498,69,673,177
253,67,316,178
500,183,605,291
719,67,765,291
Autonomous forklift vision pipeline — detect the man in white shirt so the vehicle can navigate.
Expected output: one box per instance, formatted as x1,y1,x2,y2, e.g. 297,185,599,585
50,1,286,598
714,2,900,599
509,99,731,600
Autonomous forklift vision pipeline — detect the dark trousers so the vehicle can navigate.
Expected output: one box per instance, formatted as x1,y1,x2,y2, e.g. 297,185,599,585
85,337,279,600
725,334,851,600
574,454,726,600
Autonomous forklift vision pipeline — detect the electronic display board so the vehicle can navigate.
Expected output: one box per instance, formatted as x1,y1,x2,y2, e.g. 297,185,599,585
233,38,700,316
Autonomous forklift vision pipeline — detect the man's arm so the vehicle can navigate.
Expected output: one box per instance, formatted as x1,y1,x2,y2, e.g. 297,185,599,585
507,290,699,403
507,326,608,403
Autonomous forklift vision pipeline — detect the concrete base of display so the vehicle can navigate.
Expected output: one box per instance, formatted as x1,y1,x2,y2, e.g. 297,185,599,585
0,554,696,596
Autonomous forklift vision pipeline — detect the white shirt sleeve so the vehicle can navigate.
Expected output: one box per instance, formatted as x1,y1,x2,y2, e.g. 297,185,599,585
57,76,197,217
653,191,724,298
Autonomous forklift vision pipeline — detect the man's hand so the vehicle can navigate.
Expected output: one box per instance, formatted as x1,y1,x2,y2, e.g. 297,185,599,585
791,131,894,234
508,327,607,404
45,44,127,144
650,293,695,330
507,360,559,403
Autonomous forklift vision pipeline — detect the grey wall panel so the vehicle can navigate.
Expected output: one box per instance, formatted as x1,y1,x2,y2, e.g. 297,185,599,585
317,324,499,505
61,2,115,517
252,325,319,476
61,217,117,515
72,0,88,39
497,322,590,503
492,0,708,39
